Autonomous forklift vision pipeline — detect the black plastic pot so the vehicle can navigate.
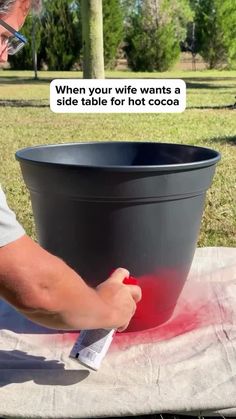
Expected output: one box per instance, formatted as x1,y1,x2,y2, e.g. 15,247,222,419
16,142,220,332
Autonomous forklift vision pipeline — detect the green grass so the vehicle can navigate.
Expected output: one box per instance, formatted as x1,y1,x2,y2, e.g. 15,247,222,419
0,69,235,247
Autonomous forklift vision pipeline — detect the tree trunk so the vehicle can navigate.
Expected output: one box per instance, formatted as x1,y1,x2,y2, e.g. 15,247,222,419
81,0,105,79
32,14,38,80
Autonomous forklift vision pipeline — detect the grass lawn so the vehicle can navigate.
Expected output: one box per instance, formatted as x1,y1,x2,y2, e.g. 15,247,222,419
0,70,235,418
0,69,235,247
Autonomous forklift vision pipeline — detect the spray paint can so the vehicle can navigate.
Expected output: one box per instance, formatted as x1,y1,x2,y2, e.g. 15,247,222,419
70,328,115,370
70,275,138,370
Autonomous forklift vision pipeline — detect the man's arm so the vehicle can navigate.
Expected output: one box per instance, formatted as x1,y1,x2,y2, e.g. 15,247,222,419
0,235,141,330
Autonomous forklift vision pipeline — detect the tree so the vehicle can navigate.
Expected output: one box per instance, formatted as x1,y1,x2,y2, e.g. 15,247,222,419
102,0,124,69
81,0,104,78
193,0,236,68
32,12,39,79
125,0,193,72
42,0,81,71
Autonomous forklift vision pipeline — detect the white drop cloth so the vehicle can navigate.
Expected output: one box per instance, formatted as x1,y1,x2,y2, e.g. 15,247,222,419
0,247,236,418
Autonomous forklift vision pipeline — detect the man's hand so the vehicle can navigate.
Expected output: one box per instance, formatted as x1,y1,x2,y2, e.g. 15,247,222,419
0,235,142,331
96,268,142,332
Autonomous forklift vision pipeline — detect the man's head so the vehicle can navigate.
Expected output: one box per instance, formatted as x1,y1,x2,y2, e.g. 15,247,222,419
0,0,16,15
0,0,41,62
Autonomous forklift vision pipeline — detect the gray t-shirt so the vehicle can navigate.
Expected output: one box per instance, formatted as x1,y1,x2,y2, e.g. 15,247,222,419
0,186,25,247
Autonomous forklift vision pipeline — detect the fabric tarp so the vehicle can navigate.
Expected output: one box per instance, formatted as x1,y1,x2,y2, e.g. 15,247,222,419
0,247,236,418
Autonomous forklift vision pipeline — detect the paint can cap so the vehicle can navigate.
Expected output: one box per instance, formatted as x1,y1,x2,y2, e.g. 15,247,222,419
123,275,138,285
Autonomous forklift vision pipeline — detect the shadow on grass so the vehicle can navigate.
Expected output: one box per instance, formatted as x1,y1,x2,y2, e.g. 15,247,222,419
1,99,235,110
188,102,236,110
185,81,235,90
0,75,235,86
0,76,235,111
184,76,236,81
208,135,236,145
0,99,49,108
0,76,54,84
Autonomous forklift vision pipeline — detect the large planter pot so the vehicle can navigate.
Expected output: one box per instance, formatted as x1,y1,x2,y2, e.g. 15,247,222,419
16,142,220,332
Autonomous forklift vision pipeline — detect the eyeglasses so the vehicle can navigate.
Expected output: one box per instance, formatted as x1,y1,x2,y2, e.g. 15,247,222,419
0,18,27,55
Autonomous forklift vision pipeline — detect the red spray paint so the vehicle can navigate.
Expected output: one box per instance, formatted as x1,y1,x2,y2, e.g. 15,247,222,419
50,270,234,352
125,269,186,332
112,278,234,350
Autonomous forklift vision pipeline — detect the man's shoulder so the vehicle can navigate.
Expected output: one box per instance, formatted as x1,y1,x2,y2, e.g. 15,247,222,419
0,185,25,247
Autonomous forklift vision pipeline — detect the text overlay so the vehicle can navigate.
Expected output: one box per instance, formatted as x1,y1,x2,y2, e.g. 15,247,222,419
50,79,186,113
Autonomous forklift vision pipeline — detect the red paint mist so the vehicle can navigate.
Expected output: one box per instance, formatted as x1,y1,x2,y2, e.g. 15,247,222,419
125,269,186,332
111,279,233,350
49,270,234,351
